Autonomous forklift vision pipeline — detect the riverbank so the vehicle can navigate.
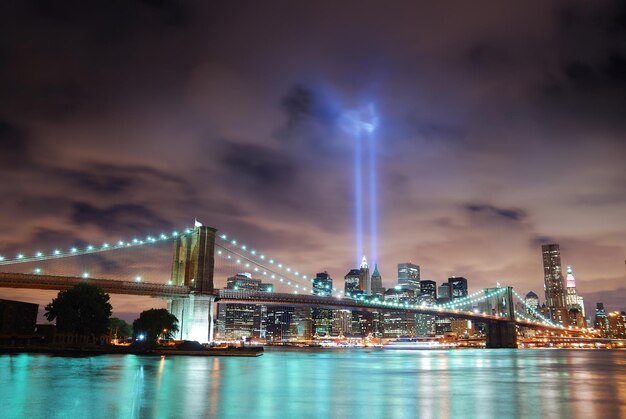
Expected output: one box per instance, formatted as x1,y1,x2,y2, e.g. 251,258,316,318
0,344,263,357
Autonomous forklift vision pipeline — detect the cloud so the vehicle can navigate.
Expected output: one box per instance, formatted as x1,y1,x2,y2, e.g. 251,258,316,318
464,203,527,222
71,202,173,234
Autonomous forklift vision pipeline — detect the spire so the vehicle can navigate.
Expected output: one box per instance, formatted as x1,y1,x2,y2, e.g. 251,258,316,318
360,255,368,269
372,263,381,277
566,266,576,288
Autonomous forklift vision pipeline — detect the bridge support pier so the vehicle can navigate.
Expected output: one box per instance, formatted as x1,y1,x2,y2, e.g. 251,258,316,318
168,294,217,343
486,321,517,348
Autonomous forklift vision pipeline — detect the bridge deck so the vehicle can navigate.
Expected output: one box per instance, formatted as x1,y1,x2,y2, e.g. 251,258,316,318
0,272,190,297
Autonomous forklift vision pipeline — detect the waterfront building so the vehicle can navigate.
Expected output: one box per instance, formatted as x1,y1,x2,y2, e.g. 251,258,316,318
569,308,586,329
370,264,384,296
0,299,38,335
594,303,609,336
415,314,436,336
448,276,468,299
312,308,334,336
577,295,586,317
607,311,626,339
332,310,352,336
451,319,474,337
541,244,569,325
291,307,313,340
397,262,420,290
266,306,295,342
344,269,361,296
312,272,333,297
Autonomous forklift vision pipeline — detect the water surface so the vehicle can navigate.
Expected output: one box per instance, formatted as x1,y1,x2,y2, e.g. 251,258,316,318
2,349,626,418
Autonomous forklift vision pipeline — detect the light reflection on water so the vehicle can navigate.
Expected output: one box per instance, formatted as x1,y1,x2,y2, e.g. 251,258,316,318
2,349,626,418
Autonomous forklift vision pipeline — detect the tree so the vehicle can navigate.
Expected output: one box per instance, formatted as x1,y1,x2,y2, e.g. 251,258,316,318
44,283,112,335
108,317,132,339
133,309,179,345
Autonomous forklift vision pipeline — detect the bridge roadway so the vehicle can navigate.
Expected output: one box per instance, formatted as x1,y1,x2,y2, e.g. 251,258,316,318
217,289,561,331
0,272,190,297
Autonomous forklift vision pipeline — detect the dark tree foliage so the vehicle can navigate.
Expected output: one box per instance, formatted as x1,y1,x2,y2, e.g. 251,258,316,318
108,317,132,338
133,308,179,345
44,283,112,335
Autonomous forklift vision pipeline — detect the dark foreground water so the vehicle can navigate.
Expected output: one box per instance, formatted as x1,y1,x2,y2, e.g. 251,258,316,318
2,349,626,419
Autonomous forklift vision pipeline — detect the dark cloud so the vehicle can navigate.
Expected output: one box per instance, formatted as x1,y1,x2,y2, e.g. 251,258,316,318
220,142,296,187
71,202,173,234
464,204,527,222
0,120,32,167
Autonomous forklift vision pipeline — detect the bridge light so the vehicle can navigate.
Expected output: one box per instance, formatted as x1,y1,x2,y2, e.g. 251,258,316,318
53,249,61,255
286,268,291,272
102,243,109,249
34,268,42,274
251,250,256,255
236,259,241,264
36,252,43,257
241,245,246,250
220,234,227,240
231,240,237,245
245,263,250,268
168,280,172,285
269,259,273,264
217,250,222,255
133,239,139,244
303,275,307,279
17,254,24,259
82,272,90,278
117,241,124,246
263,271,267,275
260,255,265,260
185,229,191,234
278,264,283,268
160,234,167,239
173,231,179,237
136,276,142,282
87,245,94,251
227,255,231,259
71,248,78,253
0,256,4,261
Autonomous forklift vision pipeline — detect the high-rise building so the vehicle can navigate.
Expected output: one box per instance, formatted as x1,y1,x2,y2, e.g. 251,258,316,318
541,243,569,325
448,277,468,299
312,272,333,297
577,295,586,317
359,256,371,295
565,266,579,309
266,306,295,342
332,310,352,336
595,303,609,336
344,269,361,296
370,264,384,296
312,308,334,336
420,280,437,304
397,263,420,289
525,291,539,313
437,283,451,304
226,273,274,292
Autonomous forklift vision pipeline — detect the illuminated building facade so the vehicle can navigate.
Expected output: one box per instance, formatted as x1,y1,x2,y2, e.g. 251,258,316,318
397,263,420,289
370,264,384,296
565,266,579,309
541,243,569,325
359,256,371,295
525,291,539,313
344,269,361,296
448,277,468,299
312,272,333,297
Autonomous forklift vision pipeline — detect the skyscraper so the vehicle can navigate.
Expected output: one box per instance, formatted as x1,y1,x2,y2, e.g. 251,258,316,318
370,264,384,296
420,280,437,304
344,269,361,296
312,272,333,297
541,243,569,325
448,277,468,299
525,291,539,313
565,266,579,309
437,283,451,304
359,256,371,295
398,262,420,289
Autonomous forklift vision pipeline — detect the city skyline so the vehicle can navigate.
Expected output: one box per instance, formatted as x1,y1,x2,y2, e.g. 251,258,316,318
0,1,625,319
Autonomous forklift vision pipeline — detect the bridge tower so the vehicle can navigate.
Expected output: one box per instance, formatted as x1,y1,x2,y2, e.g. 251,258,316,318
168,225,218,343
485,286,517,348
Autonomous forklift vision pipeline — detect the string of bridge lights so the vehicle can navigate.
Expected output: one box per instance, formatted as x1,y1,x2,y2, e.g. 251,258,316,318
436,288,506,310
215,235,346,296
0,229,194,265
512,290,562,328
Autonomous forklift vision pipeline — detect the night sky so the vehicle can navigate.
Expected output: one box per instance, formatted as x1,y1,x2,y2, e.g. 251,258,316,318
1,1,625,320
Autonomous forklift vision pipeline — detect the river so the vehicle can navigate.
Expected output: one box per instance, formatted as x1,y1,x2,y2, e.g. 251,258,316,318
2,348,626,418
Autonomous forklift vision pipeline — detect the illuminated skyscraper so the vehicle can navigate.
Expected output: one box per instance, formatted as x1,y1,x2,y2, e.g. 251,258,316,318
541,243,569,325
420,280,437,304
344,269,361,296
359,256,371,295
525,291,539,312
448,277,468,299
565,266,579,309
312,272,333,297
370,264,384,296
397,263,420,290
